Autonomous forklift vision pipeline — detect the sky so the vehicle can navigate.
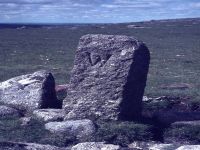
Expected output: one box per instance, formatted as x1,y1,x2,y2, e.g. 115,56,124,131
0,0,200,23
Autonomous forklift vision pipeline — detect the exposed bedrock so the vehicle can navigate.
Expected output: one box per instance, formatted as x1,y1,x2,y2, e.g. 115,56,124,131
63,34,150,120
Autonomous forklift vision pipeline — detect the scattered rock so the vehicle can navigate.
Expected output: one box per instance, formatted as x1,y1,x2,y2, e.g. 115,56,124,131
45,119,96,139
20,117,32,126
128,141,179,150
0,70,60,112
71,142,120,150
33,109,65,122
142,96,153,102
176,145,200,150
0,141,67,150
172,120,200,126
0,105,20,117
63,34,150,121
149,143,178,150
127,25,146,29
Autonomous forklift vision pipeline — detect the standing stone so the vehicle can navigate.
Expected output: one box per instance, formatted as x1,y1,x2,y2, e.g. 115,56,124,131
0,70,60,112
63,34,150,120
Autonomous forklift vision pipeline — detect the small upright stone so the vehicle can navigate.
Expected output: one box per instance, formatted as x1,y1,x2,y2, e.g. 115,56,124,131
63,34,150,120
0,70,60,112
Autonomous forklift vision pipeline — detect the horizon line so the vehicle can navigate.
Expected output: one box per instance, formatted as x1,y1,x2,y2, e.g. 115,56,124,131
0,17,199,25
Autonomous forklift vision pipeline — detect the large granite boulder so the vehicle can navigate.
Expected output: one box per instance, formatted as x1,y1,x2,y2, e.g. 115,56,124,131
0,70,60,112
63,34,150,120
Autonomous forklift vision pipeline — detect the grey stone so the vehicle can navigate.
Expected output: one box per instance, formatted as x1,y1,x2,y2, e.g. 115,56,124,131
172,120,200,126
71,142,120,150
176,145,200,150
45,119,95,139
20,117,32,126
128,141,179,150
63,34,150,120
0,105,20,117
0,70,60,112
149,143,178,150
0,141,68,150
33,109,65,122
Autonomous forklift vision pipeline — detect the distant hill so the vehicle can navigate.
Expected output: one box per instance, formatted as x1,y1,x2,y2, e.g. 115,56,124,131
0,17,200,29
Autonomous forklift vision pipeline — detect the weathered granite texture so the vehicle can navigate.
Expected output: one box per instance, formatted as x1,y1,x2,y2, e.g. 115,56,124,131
45,119,96,139
0,141,68,150
0,70,60,112
71,142,120,150
63,34,150,120
33,109,65,122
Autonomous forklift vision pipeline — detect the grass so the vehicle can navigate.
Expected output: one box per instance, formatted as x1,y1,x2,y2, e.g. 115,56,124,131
1,19,200,102
0,116,154,147
94,121,154,147
0,116,77,147
0,18,200,146
164,123,200,144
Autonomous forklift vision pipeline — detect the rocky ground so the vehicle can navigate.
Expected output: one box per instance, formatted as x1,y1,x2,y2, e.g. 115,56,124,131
0,27,200,150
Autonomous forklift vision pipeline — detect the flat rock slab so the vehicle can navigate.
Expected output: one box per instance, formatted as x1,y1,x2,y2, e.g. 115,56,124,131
63,34,150,120
33,109,65,122
0,70,59,112
45,119,96,139
0,141,68,150
71,142,120,150
0,105,20,117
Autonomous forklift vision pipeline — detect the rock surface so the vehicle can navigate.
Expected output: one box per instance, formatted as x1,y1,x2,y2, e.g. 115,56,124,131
20,117,32,126
71,142,120,150
176,145,200,150
0,105,20,117
0,70,60,112
149,143,178,150
128,141,179,150
33,109,65,122
0,141,68,150
63,34,150,120
45,119,96,139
